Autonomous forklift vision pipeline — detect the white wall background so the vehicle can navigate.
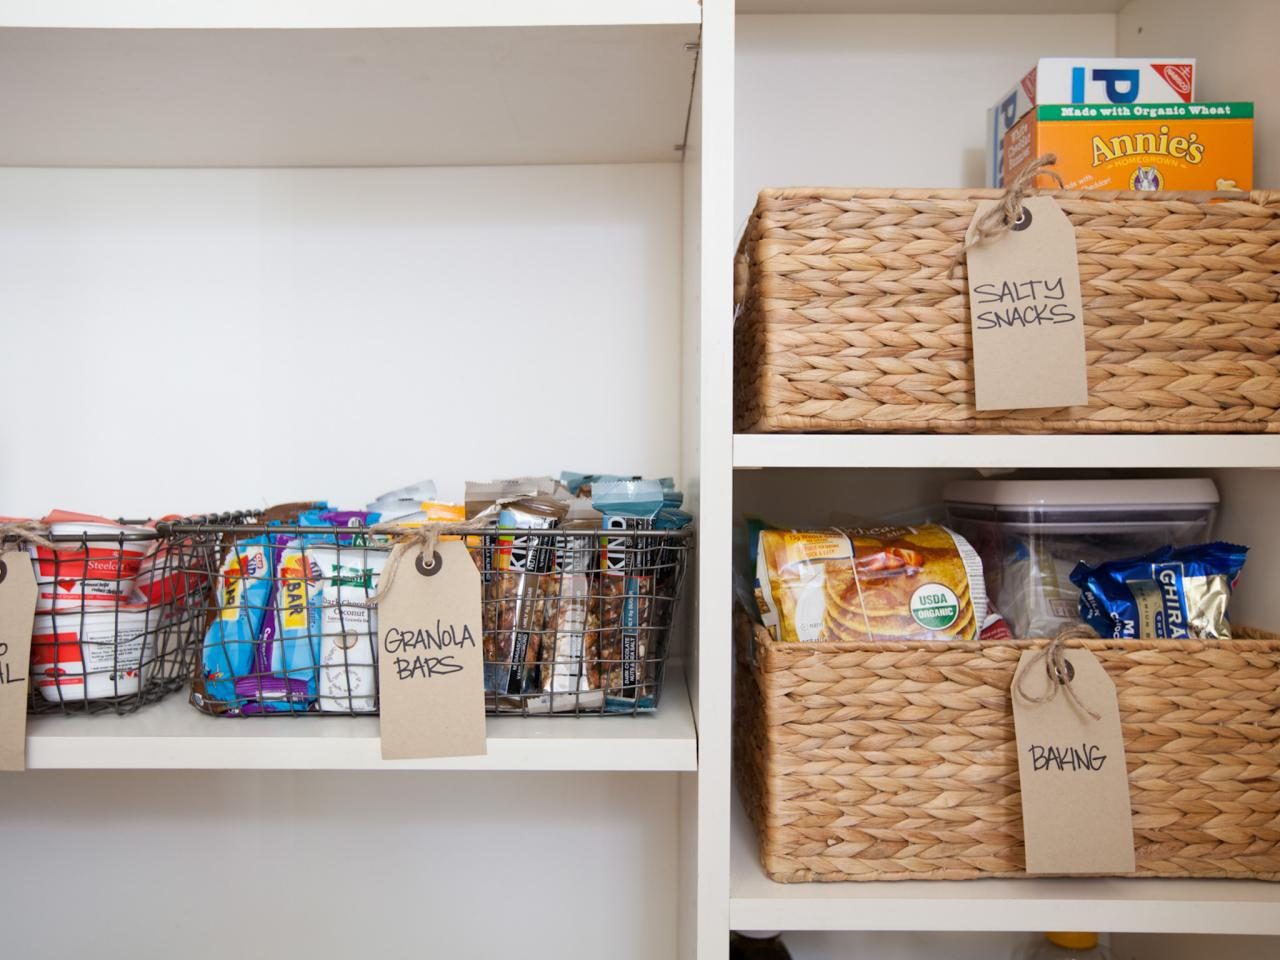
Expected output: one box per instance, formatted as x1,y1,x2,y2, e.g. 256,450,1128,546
0,769,678,960
0,162,682,518
1119,0,1280,186
734,13,1116,225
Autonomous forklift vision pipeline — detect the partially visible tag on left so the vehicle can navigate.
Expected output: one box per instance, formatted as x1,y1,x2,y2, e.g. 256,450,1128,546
1012,644,1135,875
377,539,487,761
965,196,1089,411
0,549,37,772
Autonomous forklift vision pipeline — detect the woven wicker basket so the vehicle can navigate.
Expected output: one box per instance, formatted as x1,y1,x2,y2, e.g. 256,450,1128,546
734,189,1280,434
735,618,1280,882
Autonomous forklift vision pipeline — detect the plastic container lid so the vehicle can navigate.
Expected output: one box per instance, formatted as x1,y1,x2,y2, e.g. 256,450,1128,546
943,478,1217,509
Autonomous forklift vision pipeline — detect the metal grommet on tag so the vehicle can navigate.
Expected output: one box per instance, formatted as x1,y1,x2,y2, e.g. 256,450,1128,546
0,559,7,585
1052,658,1075,684
415,550,443,577
1011,207,1033,231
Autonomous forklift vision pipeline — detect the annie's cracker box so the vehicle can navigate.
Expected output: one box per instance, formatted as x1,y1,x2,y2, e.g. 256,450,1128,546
988,57,1196,187
1004,102,1254,191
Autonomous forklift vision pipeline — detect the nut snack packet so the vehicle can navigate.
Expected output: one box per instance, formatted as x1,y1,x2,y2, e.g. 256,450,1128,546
489,496,568,698
537,500,607,712
755,525,986,644
593,480,666,704
466,478,559,608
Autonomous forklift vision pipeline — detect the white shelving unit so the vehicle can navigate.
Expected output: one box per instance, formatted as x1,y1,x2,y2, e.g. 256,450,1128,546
0,4,716,959
1,2,1278,959
0,18,700,167
734,434,1280,470
721,3,1280,960
730,800,1280,936
26,673,697,772
0,0,703,28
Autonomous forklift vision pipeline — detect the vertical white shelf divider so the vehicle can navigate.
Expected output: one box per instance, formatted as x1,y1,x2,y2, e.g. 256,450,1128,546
689,2,737,958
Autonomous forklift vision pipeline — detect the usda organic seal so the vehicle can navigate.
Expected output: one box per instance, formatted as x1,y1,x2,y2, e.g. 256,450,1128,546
910,583,959,630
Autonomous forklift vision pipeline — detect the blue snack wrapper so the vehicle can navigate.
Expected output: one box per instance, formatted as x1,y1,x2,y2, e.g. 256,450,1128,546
200,536,273,706
1071,542,1248,639
592,479,664,519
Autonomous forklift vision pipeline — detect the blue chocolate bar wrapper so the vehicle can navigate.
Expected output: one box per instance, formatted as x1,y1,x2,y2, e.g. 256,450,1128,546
1071,542,1248,639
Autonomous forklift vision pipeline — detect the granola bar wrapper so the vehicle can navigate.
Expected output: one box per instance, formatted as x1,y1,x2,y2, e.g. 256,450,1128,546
593,480,666,707
535,513,606,711
488,496,567,698
463,478,558,619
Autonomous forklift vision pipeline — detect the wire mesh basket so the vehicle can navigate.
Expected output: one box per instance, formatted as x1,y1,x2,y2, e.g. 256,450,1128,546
162,515,692,716
9,522,208,715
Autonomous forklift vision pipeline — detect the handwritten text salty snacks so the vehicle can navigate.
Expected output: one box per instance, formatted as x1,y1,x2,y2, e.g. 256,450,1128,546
755,525,987,644
1004,102,1254,191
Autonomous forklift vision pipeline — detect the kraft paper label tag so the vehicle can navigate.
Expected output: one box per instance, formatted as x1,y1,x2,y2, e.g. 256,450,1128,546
1012,645,1135,875
377,539,487,760
0,549,37,772
965,197,1089,411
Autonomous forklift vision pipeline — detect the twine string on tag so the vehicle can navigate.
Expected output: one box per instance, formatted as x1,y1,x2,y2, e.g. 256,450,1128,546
952,153,1065,275
0,521,63,553
321,519,495,610
1016,624,1102,722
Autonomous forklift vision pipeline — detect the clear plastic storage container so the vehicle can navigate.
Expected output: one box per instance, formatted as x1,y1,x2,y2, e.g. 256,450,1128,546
944,478,1218,638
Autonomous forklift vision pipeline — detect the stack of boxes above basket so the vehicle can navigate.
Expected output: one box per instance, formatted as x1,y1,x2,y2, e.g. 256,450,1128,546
733,56,1279,884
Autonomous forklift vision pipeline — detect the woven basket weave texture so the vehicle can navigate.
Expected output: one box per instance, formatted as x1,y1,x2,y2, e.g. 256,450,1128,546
734,189,1280,433
736,622,1280,882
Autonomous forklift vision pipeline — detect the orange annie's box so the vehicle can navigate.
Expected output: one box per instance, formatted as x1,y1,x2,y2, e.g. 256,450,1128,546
1004,102,1254,191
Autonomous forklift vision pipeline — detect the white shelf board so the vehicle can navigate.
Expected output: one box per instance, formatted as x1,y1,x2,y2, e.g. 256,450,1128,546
730,800,1280,935
25,670,696,772
736,1,1124,12
0,20,699,167
734,433,1280,470
0,1,701,29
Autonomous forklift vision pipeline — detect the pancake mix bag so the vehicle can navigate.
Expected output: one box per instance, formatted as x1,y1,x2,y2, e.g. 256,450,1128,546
756,525,987,644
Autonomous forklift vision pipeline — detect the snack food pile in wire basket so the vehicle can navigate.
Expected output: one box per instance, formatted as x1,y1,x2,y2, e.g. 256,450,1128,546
3,511,209,715
167,476,693,716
